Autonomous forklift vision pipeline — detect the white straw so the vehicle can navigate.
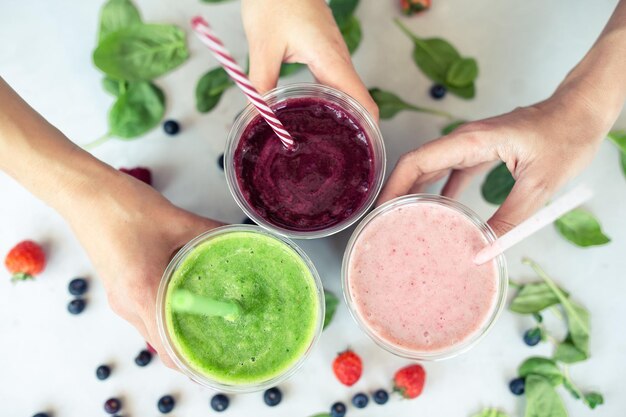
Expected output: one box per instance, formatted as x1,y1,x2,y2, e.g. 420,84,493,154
474,185,593,265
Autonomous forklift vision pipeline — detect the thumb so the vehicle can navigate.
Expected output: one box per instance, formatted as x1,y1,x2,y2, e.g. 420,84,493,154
248,43,284,94
309,53,379,121
487,176,553,236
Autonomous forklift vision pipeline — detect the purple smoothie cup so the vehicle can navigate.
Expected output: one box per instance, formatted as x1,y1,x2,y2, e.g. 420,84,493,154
225,83,386,239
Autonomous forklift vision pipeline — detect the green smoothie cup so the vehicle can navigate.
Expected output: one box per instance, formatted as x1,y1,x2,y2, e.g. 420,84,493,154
156,225,324,392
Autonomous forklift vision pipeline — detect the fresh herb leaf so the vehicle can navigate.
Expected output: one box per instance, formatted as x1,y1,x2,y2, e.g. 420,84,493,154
583,392,604,409
562,377,581,399
509,282,568,314
369,88,454,120
93,24,189,81
102,77,128,97
481,162,515,205
108,81,165,138
518,357,563,387
195,67,233,113
553,337,588,364
447,81,476,99
329,0,359,28
339,15,362,54
471,409,509,417
446,58,478,87
554,208,610,247
279,63,306,77
98,0,141,42
524,374,567,417
323,290,339,329
441,120,465,135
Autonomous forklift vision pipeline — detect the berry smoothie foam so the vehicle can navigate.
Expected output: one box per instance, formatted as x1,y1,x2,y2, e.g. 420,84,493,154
344,196,506,358
160,227,322,389
230,88,384,236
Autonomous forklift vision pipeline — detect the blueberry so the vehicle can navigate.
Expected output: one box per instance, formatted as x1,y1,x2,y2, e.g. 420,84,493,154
429,84,447,99
330,402,347,417
67,298,86,315
352,392,369,408
373,389,389,405
211,394,229,412
523,328,542,346
104,398,122,414
96,364,111,380
135,349,152,367
32,413,51,417
163,120,180,135
263,387,282,406
243,217,256,225
158,395,175,413
509,377,526,396
68,278,88,295
218,153,225,171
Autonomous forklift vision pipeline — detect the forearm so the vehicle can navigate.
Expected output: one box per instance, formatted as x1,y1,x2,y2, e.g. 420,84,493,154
0,78,122,217
557,0,626,130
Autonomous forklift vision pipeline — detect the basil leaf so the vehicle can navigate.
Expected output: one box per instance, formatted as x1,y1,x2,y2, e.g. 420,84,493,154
323,290,339,329
108,81,165,138
518,357,563,387
509,282,568,314
554,338,588,364
583,392,604,409
102,77,128,97
195,67,233,113
524,375,567,417
554,208,610,247
441,120,465,135
481,163,515,205
279,63,306,77
98,0,141,43
329,0,359,28
340,15,362,55
471,409,509,417
93,24,189,81
446,57,478,87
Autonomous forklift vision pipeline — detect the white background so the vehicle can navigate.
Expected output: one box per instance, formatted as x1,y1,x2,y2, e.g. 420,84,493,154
1,0,625,416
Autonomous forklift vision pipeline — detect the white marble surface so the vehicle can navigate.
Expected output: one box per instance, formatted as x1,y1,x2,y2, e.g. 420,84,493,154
1,0,625,416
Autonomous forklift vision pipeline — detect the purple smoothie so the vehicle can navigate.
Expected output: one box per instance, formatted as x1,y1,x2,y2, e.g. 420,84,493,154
234,97,375,232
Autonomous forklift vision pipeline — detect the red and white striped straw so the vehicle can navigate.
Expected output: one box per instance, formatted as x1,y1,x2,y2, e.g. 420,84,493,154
191,16,295,149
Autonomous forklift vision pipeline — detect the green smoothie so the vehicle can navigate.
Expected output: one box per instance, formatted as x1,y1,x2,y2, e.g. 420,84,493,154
164,230,320,386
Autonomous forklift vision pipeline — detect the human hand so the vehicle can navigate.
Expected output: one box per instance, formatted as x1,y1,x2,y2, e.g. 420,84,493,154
377,88,613,236
65,172,222,367
241,0,378,119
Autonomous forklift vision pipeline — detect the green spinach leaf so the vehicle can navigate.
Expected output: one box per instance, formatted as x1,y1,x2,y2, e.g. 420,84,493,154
583,392,604,409
524,374,567,417
554,337,588,363
279,63,306,77
446,58,478,87
195,67,233,113
441,120,465,135
369,88,454,120
481,162,515,205
518,357,563,387
108,81,165,138
94,24,189,81
98,0,141,42
340,15,362,54
509,282,568,314
324,290,339,329
102,77,128,97
554,208,610,247
329,0,359,28
471,409,509,417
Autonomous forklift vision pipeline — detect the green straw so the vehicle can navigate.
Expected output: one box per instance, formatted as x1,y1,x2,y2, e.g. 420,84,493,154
171,289,241,321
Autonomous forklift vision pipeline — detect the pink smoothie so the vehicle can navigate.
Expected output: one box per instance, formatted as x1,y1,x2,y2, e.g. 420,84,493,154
347,201,499,353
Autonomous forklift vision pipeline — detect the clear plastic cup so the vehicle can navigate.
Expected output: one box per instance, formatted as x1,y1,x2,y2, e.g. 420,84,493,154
156,225,325,392
225,83,386,239
342,194,508,361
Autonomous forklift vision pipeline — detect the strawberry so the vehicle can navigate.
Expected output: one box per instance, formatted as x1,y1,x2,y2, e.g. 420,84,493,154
401,0,431,15
393,364,426,399
4,240,46,282
332,349,362,386
119,167,152,186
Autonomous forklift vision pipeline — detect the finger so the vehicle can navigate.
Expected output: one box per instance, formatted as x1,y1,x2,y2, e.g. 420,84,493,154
441,170,475,199
248,44,284,94
487,176,553,236
308,53,379,121
377,132,499,205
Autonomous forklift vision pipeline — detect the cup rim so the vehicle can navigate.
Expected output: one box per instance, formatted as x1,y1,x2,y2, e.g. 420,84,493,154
224,82,386,239
341,194,508,361
156,224,325,392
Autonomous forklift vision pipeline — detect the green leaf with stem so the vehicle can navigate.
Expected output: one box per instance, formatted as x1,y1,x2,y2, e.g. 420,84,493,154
524,374,567,417
554,208,611,247
369,88,455,120
518,357,563,387
509,282,568,314
446,57,478,87
561,366,604,409
108,81,165,138
195,67,233,113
